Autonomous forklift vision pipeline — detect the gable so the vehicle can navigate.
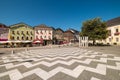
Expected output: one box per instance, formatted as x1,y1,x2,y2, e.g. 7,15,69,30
10,23,33,30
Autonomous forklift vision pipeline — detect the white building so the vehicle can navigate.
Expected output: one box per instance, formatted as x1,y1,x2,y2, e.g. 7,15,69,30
106,17,120,45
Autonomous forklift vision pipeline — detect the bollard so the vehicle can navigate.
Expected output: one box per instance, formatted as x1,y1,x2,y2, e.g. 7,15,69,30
25,48,28,53
11,50,14,55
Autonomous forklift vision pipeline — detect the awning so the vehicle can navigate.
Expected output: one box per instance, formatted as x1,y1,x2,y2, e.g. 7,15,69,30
0,41,8,44
33,38,43,44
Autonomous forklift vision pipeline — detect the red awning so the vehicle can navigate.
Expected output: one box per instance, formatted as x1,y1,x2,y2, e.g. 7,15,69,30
33,38,43,44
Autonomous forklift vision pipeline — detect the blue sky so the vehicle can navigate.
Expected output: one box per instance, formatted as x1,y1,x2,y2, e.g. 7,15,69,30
0,0,120,31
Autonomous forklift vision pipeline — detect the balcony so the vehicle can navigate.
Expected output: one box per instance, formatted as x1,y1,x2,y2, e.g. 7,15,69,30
114,32,120,35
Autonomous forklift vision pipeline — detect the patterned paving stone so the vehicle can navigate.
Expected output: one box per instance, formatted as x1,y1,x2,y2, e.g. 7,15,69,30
20,74,43,80
0,47,120,80
48,72,76,80
0,75,10,80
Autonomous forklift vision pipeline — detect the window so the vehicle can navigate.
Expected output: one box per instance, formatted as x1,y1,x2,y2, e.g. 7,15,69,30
26,37,29,40
12,36,15,40
21,31,24,34
116,38,119,42
36,36,38,39
40,31,43,34
49,36,51,39
36,31,39,34
109,38,111,42
40,36,42,39
44,36,46,38
12,31,15,34
116,29,119,32
45,30,46,33
108,30,111,36
31,37,33,40
26,31,29,34
17,37,19,40
17,31,19,34
31,31,33,35
49,31,51,34
22,37,24,40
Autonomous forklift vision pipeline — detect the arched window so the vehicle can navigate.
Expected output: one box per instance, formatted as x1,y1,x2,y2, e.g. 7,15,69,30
31,37,32,40
26,37,29,40
31,31,33,35
22,37,24,40
40,36,42,39
12,36,15,40
26,31,29,34
36,36,38,39
12,31,15,34
17,37,19,40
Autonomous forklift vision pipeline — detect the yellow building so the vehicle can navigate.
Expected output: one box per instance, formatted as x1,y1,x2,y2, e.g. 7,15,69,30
106,17,120,45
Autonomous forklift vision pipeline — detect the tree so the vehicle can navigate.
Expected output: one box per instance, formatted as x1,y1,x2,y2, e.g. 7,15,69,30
80,18,108,45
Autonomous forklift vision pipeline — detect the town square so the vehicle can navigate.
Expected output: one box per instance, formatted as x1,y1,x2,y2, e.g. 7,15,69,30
0,0,120,80
0,46,120,80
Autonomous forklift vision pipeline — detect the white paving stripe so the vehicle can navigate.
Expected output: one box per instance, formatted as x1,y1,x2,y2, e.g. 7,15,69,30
91,77,101,80
86,64,106,75
0,48,120,80
0,69,23,80
23,65,86,80
107,62,120,70
3,59,92,69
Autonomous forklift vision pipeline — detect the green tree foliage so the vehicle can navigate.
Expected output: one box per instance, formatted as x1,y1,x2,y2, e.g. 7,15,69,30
80,18,108,45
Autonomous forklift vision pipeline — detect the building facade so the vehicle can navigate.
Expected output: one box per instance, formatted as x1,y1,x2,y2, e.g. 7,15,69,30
34,24,53,45
53,28,64,44
0,24,9,43
106,17,120,45
9,23,34,47
69,29,79,42
63,30,75,43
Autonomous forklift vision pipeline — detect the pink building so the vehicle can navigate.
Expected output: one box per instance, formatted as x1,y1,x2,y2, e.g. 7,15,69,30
0,24,9,43
34,24,53,45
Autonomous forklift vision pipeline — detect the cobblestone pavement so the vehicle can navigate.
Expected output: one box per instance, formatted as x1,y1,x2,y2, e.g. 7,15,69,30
0,47,120,80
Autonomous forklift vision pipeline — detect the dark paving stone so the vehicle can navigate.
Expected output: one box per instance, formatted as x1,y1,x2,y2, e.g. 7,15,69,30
0,75,10,80
9,65,28,73
105,68,120,80
48,72,76,80
20,74,43,80
107,60,116,66
0,66,7,73
78,70,105,80
107,55,114,58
